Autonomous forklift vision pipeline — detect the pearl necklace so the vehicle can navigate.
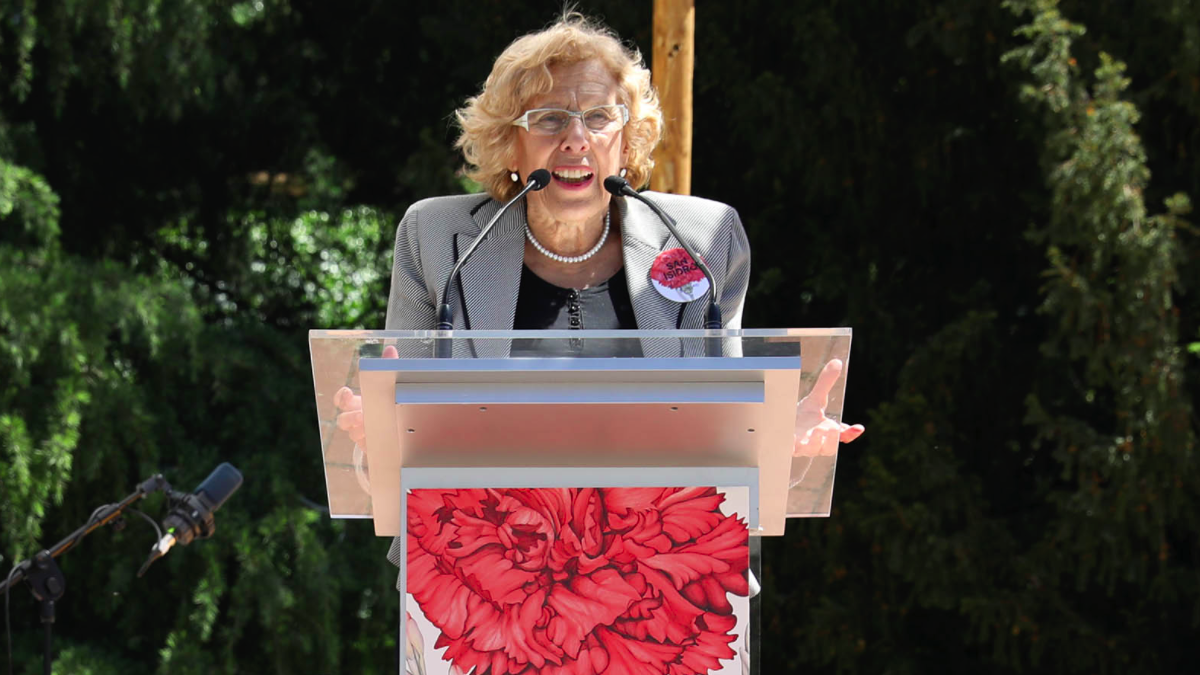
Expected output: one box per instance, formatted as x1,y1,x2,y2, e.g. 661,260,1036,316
525,210,610,264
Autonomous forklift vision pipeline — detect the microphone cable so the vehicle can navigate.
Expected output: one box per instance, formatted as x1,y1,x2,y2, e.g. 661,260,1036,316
603,175,723,329
436,169,552,334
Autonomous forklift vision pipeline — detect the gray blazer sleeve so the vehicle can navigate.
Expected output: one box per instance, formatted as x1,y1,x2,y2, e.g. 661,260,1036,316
384,204,436,331
721,206,751,330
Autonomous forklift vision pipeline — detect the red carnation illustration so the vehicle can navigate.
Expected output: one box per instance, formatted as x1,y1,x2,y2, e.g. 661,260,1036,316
650,249,709,301
407,487,749,675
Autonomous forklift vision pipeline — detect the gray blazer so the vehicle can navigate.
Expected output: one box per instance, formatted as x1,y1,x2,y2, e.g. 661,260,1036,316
384,191,751,356
381,191,752,574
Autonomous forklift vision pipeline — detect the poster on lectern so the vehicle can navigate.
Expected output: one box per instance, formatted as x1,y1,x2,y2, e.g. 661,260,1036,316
401,485,752,675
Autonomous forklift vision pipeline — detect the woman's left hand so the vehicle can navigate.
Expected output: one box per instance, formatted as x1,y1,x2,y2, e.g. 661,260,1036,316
794,359,864,456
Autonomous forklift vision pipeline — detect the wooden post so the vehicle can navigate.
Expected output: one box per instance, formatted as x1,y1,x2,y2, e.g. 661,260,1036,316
651,0,694,195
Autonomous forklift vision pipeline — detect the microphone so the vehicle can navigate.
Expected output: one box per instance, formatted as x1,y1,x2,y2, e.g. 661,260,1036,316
138,463,244,577
603,176,723,330
435,169,551,357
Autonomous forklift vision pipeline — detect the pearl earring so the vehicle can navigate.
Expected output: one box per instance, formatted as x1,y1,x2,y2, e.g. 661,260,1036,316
510,171,519,183
619,167,628,178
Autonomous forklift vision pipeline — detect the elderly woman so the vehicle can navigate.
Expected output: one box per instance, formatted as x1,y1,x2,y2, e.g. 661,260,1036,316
383,17,747,342
338,15,863,469
340,14,863,580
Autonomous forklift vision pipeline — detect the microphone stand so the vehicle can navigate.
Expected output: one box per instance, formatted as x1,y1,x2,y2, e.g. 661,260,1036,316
435,169,551,358
2,474,173,675
604,176,725,356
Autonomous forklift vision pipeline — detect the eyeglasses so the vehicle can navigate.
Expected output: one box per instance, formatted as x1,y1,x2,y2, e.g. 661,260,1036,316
511,104,630,136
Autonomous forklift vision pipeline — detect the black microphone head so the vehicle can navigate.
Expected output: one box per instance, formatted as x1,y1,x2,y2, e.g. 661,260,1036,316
528,169,552,190
195,462,243,511
604,175,630,196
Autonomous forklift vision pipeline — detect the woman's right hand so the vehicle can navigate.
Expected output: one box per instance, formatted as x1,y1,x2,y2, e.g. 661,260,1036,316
334,345,399,454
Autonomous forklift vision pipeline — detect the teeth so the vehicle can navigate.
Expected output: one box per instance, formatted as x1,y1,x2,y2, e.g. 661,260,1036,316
553,169,593,180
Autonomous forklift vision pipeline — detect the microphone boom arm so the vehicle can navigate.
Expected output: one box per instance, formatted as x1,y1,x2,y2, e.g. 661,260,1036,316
604,176,723,329
2,473,173,675
437,170,552,334
1,473,172,595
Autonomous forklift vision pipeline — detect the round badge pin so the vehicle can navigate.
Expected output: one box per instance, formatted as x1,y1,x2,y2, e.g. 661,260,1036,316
650,248,710,302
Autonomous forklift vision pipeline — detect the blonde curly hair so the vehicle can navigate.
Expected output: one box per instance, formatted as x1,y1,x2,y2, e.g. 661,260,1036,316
455,14,664,201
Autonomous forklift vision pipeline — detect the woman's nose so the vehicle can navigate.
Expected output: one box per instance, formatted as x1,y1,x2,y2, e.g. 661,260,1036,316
558,117,591,153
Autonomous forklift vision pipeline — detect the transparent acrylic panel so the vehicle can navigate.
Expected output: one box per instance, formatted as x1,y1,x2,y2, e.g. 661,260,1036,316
308,328,852,524
785,332,854,519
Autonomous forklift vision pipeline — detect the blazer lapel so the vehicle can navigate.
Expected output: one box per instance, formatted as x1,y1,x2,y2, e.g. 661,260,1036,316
618,197,690,358
454,197,526,357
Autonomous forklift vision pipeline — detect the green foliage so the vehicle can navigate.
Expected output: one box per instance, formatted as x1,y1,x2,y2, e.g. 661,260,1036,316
153,202,393,328
0,236,200,568
764,1,1198,673
0,161,58,242
3,0,239,117
1005,1,1197,669
0,157,202,566
28,643,141,675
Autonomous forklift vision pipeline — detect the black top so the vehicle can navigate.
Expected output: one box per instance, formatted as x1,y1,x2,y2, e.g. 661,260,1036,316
512,265,642,357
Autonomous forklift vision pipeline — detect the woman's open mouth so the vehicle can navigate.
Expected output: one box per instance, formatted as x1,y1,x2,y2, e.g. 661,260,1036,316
552,168,594,189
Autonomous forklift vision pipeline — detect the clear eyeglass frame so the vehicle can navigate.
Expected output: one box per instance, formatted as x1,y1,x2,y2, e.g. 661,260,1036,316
511,104,630,136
